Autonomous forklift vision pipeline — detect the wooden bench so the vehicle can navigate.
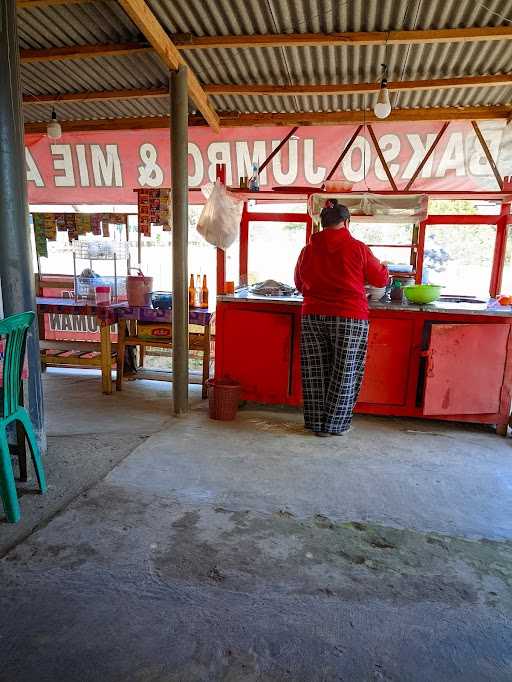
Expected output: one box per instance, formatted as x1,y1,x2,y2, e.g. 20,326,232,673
115,317,212,398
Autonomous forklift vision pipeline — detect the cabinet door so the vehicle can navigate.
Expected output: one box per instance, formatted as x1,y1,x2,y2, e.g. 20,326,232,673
358,318,414,406
423,323,509,415
219,309,293,403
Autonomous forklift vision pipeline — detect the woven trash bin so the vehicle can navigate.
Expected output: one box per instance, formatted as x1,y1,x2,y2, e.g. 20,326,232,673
207,378,241,421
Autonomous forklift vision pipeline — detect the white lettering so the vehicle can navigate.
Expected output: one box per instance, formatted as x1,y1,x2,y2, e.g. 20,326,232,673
342,136,371,182
137,143,163,187
25,148,44,187
207,142,233,184
303,139,325,184
271,138,298,185
402,134,438,179
75,144,90,186
91,144,123,187
235,141,268,185
435,133,465,177
374,134,401,181
51,144,75,187
188,142,204,186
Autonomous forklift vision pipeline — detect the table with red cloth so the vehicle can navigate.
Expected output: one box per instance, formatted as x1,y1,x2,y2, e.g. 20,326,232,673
36,298,214,394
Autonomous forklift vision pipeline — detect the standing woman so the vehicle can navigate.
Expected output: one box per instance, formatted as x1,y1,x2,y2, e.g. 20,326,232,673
294,200,389,437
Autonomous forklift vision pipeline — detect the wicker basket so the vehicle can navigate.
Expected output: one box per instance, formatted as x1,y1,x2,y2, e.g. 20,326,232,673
207,378,241,421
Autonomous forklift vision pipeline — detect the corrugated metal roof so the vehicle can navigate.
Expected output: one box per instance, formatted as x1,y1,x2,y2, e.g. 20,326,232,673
16,1,140,48
17,0,512,124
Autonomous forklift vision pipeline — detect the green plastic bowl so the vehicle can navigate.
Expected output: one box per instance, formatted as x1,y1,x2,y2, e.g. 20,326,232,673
403,284,443,304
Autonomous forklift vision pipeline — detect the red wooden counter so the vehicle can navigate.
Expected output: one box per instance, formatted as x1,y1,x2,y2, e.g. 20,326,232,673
214,295,512,435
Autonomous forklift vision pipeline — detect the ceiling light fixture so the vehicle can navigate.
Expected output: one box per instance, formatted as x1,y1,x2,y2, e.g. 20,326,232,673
47,108,62,139
374,64,391,119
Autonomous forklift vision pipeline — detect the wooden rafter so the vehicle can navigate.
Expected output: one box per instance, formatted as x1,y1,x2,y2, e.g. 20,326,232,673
258,127,299,173
17,0,91,7
22,105,512,134
471,120,504,190
20,43,152,63
117,0,219,132
367,124,398,191
22,74,512,103
174,26,512,49
18,27,512,63
325,125,363,182
405,122,450,191
204,74,512,96
214,106,512,126
23,87,168,104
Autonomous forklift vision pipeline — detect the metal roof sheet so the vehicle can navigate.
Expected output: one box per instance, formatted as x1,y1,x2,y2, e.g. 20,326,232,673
17,0,512,124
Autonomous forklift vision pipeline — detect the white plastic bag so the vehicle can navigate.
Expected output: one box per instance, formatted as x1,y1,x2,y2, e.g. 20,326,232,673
197,181,243,250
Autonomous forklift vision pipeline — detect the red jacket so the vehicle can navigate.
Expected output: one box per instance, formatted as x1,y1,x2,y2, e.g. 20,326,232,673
294,228,389,319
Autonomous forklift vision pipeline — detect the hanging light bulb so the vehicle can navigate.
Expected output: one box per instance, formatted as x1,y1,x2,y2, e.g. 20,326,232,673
374,64,392,119
47,108,62,139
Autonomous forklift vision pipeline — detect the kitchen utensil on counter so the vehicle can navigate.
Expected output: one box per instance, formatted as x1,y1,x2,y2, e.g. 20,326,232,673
151,291,173,310
390,280,404,303
323,180,354,192
387,263,413,273
392,274,415,288
251,280,296,297
404,284,443,304
368,286,387,302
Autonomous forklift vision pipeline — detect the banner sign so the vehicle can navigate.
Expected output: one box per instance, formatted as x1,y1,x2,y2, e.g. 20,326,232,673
25,120,511,205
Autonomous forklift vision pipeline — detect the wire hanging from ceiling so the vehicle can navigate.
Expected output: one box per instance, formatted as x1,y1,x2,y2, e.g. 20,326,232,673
392,0,423,111
476,1,512,23
266,0,300,113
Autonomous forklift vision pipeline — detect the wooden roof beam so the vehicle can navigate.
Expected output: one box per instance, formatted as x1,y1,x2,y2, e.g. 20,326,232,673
19,26,512,64
17,0,92,7
175,26,512,49
21,74,512,106
117,0,219,132
23,87,168,104
205,74,512,96
20,42,152,63
23,105,512,133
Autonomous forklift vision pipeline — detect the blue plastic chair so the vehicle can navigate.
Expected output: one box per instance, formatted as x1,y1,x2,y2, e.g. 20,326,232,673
0,311,47,523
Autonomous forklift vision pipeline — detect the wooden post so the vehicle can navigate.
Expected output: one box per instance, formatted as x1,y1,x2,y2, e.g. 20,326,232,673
170,65,189,415
99,321,113,395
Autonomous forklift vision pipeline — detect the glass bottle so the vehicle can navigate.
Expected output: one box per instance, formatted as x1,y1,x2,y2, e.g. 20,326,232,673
200,275,209,308
188,274,196,308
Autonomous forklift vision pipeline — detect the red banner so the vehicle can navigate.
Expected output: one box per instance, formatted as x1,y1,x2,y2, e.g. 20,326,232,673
25,120,511,205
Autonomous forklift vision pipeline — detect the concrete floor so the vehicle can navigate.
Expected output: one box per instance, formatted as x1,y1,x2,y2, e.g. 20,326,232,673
2,371,512,681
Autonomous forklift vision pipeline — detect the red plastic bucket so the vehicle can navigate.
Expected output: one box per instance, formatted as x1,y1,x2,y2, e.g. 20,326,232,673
207,378,241,421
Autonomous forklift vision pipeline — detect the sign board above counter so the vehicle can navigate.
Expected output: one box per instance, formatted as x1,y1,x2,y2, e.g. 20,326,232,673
25,120,511,205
